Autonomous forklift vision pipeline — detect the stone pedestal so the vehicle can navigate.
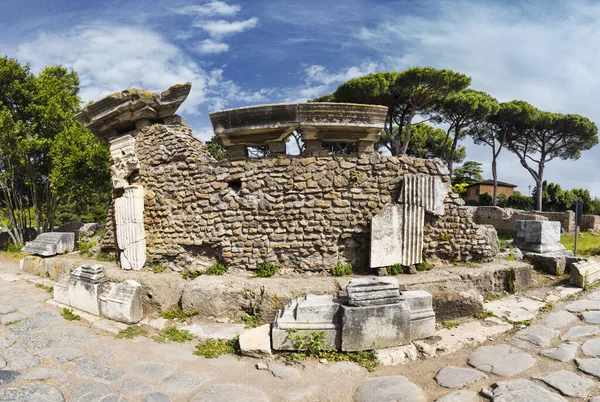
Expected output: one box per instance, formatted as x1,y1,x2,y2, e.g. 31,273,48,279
67,264,108,316
115,185,146,271
514,221,565,253
22,232,75,257
341,302,411,351
570,259,600,288
399,291,436,340
53,283,70,305
99,280,142,324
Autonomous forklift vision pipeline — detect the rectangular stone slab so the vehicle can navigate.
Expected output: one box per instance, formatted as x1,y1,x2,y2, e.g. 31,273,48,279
513,220,565,253
347,277,400,306
22,232,74,257
99,280,142,324
570,260,600,288
341,302,411,352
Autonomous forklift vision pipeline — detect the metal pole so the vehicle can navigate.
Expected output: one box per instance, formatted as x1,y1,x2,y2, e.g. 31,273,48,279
574,224,579,257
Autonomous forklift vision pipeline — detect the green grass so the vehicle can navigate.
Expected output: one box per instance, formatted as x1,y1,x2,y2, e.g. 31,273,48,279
159,309,199,322
96,251,115,262
35,283,54,293
387,264,406,275
61,308,81,321
441,320,460,330
153,326,195,343
115,325,148,339
508,319,532,326
193,337,240,358
331,261,353,276
474,309,495,319
498,234,513,249
539,301,555,312
243,314,261,329
561,232,600,256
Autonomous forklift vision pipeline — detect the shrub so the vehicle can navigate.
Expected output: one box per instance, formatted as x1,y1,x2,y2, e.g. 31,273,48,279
153,326,194,343
243,314,261,329
254,261,278,277
206,262,229,275
331,261,353,276
61,308,81,321
116,325,148,339
194,337,240,358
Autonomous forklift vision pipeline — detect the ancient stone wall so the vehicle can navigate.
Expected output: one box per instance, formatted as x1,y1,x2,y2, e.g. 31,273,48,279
581,214,600,232
534,211,575,233
104,123,495,274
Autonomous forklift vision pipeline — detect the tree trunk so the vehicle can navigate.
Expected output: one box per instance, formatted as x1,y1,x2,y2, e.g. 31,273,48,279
400,110,416,156
535,165,544,211
447,126,460,179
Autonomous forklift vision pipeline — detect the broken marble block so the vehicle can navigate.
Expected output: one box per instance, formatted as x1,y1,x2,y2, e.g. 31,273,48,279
99,280,142,324
341,301,411,352
22,232,75,257
115,184,146,271
53,283,70,305
272,294,342,350
347,277,401,306
399,290,436,340
68,264,108,316
513,220,565,253
570,259,600,288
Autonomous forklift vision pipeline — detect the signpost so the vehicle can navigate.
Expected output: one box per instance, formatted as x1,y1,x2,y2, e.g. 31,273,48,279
574,201,584,256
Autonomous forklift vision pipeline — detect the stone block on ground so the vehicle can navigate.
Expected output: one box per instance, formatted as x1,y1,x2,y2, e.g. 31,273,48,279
399,290,436,340
435,366,487,389
582,338,600,357
190,384,269,402
525,252,567,275
435,390,480,402
535,370,594,398
341,302,411,352
514,325,559,348
581,311,600,324
561,325,600,341
22,232,75,257
491,378,567,402
575,358,600,378
53,283,70,305
514,220,565,253
347,277,400,306
98,280,142,324
570,259,600,288
239,324,272,358
68,264,107,316
541,342,578,362
376,344,418,366
468,345,536,376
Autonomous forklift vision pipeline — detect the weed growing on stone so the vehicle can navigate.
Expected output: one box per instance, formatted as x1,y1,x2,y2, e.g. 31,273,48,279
440,234,451,242
153,326,194,343
348,170,361,183
331,261,353,276
474,309,495,319
539,301,554,312
254,261,278,277
206,262,229,275
4,320,22,326
181,270,202,280
415,262,432,271
387,264,407,275
34,283,53,293
243,314,261,329
61,308,81,321
286,329,379,372
147,261,168,273
441,320,460,330
160,309,199,322
193,337,240,358
116,325,148,339
508,319,532,326
97,251,115,262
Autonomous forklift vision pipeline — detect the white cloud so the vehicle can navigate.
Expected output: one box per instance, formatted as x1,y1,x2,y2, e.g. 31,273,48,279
172,1,240,17
195,39,229,54
15,24,263,115
198,17,259,39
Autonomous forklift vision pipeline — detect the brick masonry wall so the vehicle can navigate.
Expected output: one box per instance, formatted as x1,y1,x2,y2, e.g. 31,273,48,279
581,215,600,231
105,124,496,273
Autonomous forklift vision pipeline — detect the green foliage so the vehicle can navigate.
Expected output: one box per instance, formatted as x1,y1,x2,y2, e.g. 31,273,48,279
97,251,115,262
115,325,148,339
35,283,53,293
452,161,483,186
254,261,278,277
147,261,168,273
387,263,407,275
206,262,229,275
452,182,469,197
61,308,80,321
331,261,353,276
474,309,495,319
193,337,240,358
159,309,199,322
77,238,97,256
478,193,493,206
206,136,229,161
153,326,195,343
508,319,532,326
393,123,466,164
415,262,432,271
243,314,262,329
504,191,534,210
181,270,202,280
441,320,460,330
440,234,451,242
540,301,554,312
561,232,600,256
348,170,361,183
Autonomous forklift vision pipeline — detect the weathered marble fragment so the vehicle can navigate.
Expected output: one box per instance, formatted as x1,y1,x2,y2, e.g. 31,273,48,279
67,264,108,315
115,185,146,271
513,220,565,253
99,280,142,324
570,259,600,288
109,135,139,189
399,174,448,216
347,277,401,307
22,232,75,257
399,290,436,340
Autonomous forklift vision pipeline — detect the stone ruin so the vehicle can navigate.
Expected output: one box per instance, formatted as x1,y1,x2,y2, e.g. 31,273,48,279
76,83,498,274
22,232,75,257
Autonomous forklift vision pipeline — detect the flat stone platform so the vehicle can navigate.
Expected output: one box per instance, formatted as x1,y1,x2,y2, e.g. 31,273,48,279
19,254,532,321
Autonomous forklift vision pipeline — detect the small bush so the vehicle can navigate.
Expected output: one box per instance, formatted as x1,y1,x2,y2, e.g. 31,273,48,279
61,308,81,321
474,309,495,319
97,251,115,262
243,314,261,329
387,264,407,275
160,309,199,322
35,283,53,294
331,261,353,276
78,238,97,256
153,326,195,343
441,320,460,330
254,261,278,277
193,337,240,358
415,262,432,271
206,262,229,275
116,325,148,339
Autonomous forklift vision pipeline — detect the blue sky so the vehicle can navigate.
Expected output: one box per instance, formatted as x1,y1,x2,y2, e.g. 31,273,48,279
2,0,600,197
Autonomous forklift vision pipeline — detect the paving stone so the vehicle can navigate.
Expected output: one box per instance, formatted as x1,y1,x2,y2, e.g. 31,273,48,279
130,362,177,380
122,379,156,395
7,318,46,335
0,336,15,349
589,397,600,402
565,300,600,313
21,334,51,350
491,378,567,401
191,384,269,402
576,358,600,378
587,290,600,300
514,325,559,348
581,311,600,324
1,313,27,325
436,390,480,402
535,370,594,398
435,366,488,389
73,357,125,382
468,345,536,376
353,376,426,402
282,386,318,401
561,325,600,341
325,361,364,373
33,309,64,325
541,342,578,362
0,382,64,402
0,305,16,314
268,363,301,379
484,296,544,322
545,311,577,329
582,338,600,357
50,326,99,345
22,367,68,382
4,346,40,369
185,323,246,340
0,355,5,369
0,370,19,386
71,383,128,402
145,393,171,402
35,347,86,363
161,372,209,394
